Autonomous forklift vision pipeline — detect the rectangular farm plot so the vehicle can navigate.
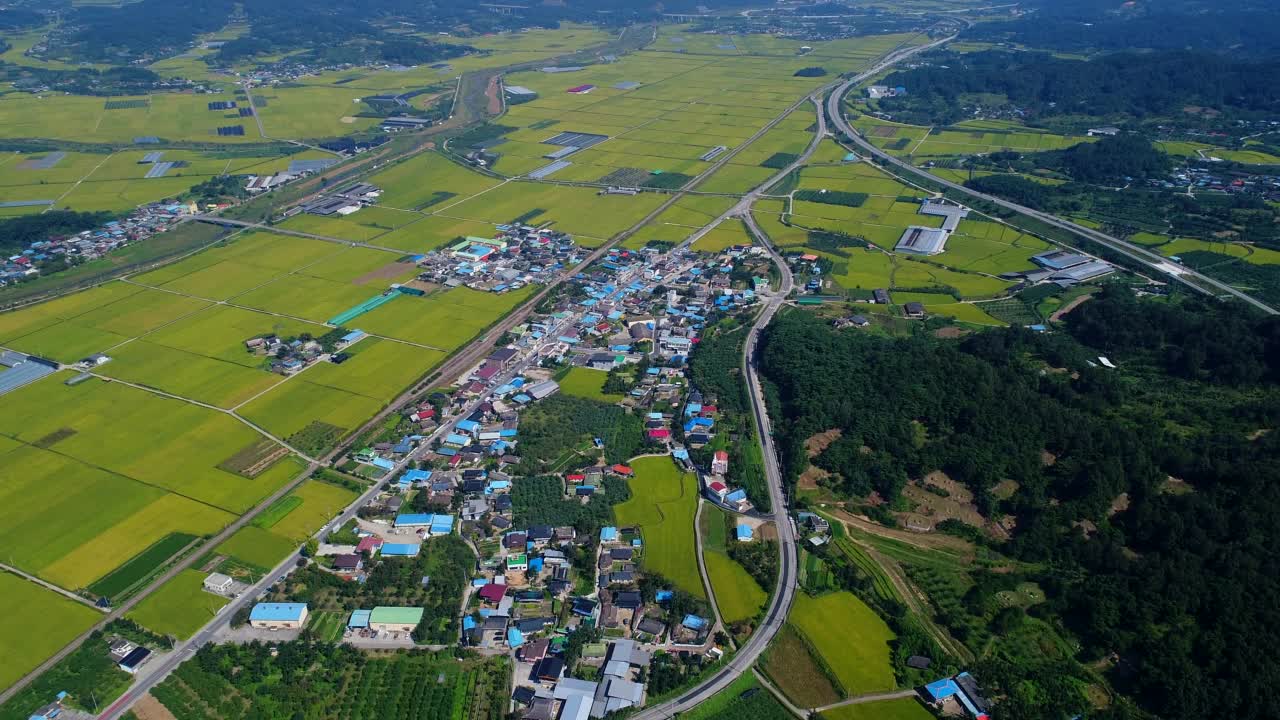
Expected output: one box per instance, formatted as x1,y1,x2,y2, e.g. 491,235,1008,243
0,572,102,691
128,569,230,640
147,305,329,368
276,213,391,243
612,456,705,599
239,379,383,449
0,374,295,513
304,337,444,403
441,183,667,241
4,320,129,364
374,216,502,253
297,246,419,285
789,590,896,695
97,340,284,408
70,288,210,337
40,493,233,591
217,525,299,570
0,443,163,581
356,285,533,351
156,259,286,301
262,479,357,542
235,274,381,323
0,280,141,345
692,220,752,253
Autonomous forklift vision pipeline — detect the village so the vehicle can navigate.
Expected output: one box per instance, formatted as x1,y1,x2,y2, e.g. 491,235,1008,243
66,230,798,720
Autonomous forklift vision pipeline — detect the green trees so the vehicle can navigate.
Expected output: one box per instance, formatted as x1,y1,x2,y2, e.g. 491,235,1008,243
758,293,1280,720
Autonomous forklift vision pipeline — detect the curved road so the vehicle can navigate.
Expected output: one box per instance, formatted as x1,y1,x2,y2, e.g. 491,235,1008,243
630,32,955,720
824,77,1278,315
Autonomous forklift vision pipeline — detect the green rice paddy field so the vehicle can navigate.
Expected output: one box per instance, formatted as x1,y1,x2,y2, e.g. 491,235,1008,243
558,366,624,402
0,573,102,690
788,591,897,695
613,456,705,599
127,569,231,640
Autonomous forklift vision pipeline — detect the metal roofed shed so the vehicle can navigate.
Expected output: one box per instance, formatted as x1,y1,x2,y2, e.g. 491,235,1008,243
289,158,338,174
895,226,949,256
249,602,309,628
542,131,609,149
369,606,424,632
1032,250,1091,270
504,85,536,96
348,609,372,628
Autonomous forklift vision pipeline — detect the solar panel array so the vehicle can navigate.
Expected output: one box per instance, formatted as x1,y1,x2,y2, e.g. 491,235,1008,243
289,158,338,174
0,357,56,397
528,160,571,179
542,131,608,149
0,200,53,208
144,161,176,178
140,151,164,163
24,152,67,170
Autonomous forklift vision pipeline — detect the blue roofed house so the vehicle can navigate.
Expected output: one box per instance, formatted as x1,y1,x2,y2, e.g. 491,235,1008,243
456,419,480,433
348,609,372,629
370,457,395,471
400,468,432,486
249,602,309,629
735,524,754,542
600,526,618,543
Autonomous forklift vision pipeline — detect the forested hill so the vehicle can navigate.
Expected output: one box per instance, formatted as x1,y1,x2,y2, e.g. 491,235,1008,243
878,50,1280,125
758,292,1280,720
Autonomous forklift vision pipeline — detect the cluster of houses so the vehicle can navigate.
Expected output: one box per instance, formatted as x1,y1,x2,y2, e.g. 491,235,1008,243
1,202,195,287
412,223,584,294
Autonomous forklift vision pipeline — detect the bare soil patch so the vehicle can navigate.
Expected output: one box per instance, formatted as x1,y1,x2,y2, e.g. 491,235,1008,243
933,326,967,339
804,428,842,458
133,694,178,720
340,116,357,124
1108,492,1130,517
870,125,899,138
486,76,502,114
798,464,830,491
830,508,976,555
1050,290,1096,321
353,261,414,285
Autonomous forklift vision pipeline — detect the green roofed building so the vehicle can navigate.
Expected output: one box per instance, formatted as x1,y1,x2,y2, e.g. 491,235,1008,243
369,606,425,632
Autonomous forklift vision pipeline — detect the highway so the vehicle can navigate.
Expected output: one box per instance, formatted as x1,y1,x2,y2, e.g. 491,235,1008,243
824,76,1278,316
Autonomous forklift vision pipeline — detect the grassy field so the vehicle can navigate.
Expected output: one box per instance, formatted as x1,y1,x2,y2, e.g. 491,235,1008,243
356,285,534,350
692,219,753,254
215,525,299,571
0,374,294,513
558,366,624,402
788,591,896,695
613,456,705,599
128,569,230,640
821,699,935,720
700,505,767,625
262,480,357,541
703,551,767,623
760,624,843,708
0,572,102,691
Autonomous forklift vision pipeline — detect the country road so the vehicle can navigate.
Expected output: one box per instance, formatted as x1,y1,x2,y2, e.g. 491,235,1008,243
824,76,1278,315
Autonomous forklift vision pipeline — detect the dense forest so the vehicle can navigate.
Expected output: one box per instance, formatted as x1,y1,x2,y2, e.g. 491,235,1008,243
970,3,1280,57
878,50,1280,126
759,292,1280,720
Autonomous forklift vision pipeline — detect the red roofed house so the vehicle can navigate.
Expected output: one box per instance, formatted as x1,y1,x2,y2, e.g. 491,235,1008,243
701,405,717,416
475,365,501,381
567,84,595,94
707,480,728,500
612,464,634,477
478,583,507,604
566,473,586,483
356,536,384,554
648,428,670,440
